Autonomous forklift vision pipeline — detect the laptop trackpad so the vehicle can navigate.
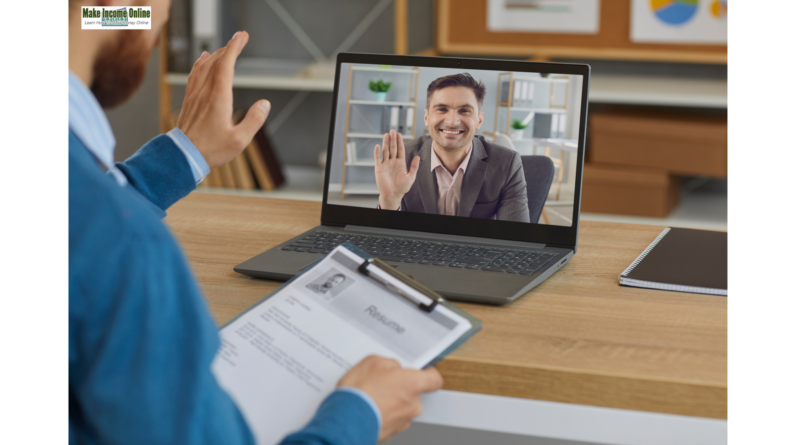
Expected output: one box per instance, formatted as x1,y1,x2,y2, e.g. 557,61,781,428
235,250,323,279
383,262,529,301
281,254,320,272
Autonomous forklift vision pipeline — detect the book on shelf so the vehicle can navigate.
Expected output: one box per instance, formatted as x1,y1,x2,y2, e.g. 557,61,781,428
204,166,222,188
533,114,552,139
527,82,535,104
230,151,255,190
551,115,560,139
346,141,357,164
253,126,285,188
390,106,399,131
513,80,521,103
217,162,236,188
380,106,390,133
165,0,193,72
245,137,276,191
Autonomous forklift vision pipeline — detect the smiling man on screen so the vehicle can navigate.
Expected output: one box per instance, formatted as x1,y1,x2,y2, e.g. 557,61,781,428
374,73,531,223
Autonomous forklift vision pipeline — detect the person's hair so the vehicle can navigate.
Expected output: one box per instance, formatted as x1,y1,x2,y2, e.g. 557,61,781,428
426,73,486,110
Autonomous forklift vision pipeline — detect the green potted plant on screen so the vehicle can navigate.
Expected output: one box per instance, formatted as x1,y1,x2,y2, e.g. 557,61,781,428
369,80,393,102
510,119,527,140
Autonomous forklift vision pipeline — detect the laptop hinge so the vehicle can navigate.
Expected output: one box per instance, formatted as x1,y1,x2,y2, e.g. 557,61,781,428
343,225,546,249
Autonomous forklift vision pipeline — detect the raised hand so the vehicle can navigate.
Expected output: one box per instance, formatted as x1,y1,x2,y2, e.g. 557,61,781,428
337,355,443,442
374,130,420,210
176,31,271,169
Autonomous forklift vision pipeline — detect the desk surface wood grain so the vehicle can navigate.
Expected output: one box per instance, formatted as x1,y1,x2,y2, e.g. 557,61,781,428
165,193,727,419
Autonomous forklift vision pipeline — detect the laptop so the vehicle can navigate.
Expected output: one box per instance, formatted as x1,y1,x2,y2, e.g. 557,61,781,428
235,53,590,305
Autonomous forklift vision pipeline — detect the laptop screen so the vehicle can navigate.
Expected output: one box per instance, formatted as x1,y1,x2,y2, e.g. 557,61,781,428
326,61,585,228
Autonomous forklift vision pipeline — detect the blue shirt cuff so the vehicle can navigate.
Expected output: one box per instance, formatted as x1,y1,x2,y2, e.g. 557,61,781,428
166,128,210,184
335,387,382,433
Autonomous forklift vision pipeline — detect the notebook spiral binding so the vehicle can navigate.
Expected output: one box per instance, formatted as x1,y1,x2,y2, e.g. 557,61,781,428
619,228,671,279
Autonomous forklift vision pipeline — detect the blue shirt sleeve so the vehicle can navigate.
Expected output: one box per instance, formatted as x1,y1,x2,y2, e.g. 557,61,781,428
334,387,383,433
166,127,211,184
69,221,256,445
115,134,197,212
114,129,208,213
281,390,380,445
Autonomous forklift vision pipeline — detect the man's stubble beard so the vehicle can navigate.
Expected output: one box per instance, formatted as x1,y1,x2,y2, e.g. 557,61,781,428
91,30,152,109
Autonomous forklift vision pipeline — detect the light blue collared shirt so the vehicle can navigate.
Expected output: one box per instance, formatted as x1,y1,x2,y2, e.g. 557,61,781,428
68,71,209,185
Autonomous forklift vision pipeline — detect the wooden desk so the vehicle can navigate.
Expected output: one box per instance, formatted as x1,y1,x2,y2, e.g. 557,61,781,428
166,193,727,424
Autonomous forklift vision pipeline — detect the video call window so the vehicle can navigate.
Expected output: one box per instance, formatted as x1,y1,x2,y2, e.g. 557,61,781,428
327,63,584,227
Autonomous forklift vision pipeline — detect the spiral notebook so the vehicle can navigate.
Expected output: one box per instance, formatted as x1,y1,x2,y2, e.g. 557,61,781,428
619,227,727,296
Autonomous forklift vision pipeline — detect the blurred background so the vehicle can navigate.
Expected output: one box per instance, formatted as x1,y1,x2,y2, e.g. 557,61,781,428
107,0,727,231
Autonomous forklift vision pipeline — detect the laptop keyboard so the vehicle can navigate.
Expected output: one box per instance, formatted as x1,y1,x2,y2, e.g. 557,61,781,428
280,231,559,275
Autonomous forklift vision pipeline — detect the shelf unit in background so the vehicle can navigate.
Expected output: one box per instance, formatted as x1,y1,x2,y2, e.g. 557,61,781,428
490,73,574,201
163,67,728,108
340,65,421,200
493,73,570,136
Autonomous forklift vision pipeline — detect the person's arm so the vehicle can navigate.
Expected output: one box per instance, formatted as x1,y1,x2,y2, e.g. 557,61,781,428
496,153,531,223
115,131,205,212
282,390,380,445
70,228,256,445
119,31,272,213
70,224,388,445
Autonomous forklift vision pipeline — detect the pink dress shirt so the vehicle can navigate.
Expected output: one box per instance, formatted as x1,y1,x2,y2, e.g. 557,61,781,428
430,145,473,216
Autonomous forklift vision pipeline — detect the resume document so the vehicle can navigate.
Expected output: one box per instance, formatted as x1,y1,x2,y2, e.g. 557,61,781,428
212,245,472,444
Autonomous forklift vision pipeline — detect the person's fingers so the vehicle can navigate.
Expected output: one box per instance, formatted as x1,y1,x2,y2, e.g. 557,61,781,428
188,46,226,102
377,357,402,370
215,31,248,90
361,355,384,367
396,418,413,434
382,133,390,161
233,100,271,148
396,132,405,160
374,145,381,166
182,48,224,115
414,367,444,393
185,51,209,98
389,129,397,160
407,156,421,180
411,399,424,418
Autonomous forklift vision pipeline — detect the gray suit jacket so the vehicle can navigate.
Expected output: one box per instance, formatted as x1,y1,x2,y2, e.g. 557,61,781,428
400,135,530,223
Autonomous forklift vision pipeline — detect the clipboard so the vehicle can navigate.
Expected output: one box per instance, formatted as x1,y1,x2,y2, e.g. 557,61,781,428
220,242,482,369
346,243,483,368
214,243,482,443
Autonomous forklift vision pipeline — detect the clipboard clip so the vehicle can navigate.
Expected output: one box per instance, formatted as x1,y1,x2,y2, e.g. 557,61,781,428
357,257,441,313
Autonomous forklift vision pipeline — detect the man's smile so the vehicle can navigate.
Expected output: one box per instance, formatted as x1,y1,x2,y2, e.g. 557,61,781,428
439,128,465,136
